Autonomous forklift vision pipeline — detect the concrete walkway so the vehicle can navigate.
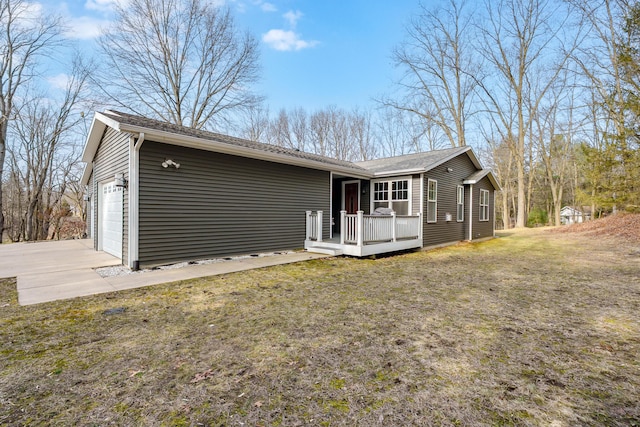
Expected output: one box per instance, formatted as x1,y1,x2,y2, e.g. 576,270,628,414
0,239,328,305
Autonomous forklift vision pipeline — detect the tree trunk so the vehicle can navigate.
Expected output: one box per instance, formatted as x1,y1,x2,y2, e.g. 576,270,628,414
502,190,510,229
0,122,6,243
515,153,527,228
25,199,39,241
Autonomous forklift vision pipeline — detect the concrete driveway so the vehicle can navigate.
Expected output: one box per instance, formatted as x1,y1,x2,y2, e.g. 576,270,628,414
1,239,121,305
0,239,327,306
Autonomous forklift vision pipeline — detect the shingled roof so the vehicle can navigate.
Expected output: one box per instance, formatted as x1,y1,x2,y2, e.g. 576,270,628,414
99,110,367,173
355,146,478,175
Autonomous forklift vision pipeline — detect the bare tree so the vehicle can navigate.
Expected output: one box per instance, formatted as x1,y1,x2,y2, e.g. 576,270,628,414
482,131,516,229
570,0,640,212
349,108,377,161
0,0,62,241
239,104,270,143
95,0,261,130
389,0,479,148
476,0,579,227
531,70,584,226
309,109,331,158
270,109,294,148
7,59,89,241
289,107,309,152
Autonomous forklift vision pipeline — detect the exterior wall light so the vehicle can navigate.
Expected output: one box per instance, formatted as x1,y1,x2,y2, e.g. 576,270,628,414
446,167,453,172
114,172,128,189
162,159,181,169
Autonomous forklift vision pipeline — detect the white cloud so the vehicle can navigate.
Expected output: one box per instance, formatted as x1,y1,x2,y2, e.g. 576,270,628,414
84,0,126,13
283,10,302,28
8,1,44,28
47,73,70,90
262,29,318,51
86,0,118,12
19,1,44,18
63,16,109,39
260,2,276,12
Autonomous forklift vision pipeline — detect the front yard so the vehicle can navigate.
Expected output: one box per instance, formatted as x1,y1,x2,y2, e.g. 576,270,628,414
1,225,639,426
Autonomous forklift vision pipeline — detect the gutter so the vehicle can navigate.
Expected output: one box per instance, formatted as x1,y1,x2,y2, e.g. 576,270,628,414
372,168,425,177
128,132,145,270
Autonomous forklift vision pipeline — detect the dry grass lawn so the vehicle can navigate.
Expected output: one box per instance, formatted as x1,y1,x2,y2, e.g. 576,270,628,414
1,222,639,426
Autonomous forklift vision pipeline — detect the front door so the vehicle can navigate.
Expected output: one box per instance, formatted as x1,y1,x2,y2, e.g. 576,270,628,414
344,182,359,214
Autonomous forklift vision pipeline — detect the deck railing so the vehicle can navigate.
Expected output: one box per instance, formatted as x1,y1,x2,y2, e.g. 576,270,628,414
340,210,421,246
305,210,323,242
306,210,421,249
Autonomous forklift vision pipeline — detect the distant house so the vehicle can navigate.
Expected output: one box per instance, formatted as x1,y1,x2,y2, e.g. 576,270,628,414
560,206,591,225
81,111,499,269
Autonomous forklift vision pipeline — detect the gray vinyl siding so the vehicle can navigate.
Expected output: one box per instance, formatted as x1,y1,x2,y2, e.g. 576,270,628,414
92,127,130,262
138,141,330,267
411,175,420,215
471,176,495,239
422,154,478,247
360,181,370,214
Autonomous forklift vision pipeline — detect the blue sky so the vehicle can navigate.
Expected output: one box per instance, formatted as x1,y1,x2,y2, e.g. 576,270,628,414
41,0,423,113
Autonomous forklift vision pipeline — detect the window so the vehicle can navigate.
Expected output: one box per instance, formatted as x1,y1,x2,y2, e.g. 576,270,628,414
457,185,464,222
372,178,410,215
427,179,437,222
391,180,409,215
480,189,490,221
373,181,389,211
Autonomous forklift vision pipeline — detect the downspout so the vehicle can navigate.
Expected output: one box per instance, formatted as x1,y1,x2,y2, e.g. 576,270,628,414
329,172,333,240
493,191,496,237
92,162,96,248
128,133,145,270
420,173,424,247
468,184,473,241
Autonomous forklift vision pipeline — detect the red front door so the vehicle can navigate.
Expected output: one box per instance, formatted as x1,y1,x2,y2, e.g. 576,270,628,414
344,182,359,214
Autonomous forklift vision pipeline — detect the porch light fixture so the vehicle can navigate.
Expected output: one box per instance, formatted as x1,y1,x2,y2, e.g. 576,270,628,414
83,194,91,202
114,172,128,189
446,167,453,173
162,159,181,169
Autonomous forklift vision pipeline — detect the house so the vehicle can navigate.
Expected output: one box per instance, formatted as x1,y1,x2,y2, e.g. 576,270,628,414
560,206,591,225
81,110,499,269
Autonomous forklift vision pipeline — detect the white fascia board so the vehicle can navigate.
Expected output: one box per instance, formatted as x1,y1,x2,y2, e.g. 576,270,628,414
463,170,501,190
373,168,425,177
80,119,105,162
81,112,121,163
117,123,372,178
80,163,92,186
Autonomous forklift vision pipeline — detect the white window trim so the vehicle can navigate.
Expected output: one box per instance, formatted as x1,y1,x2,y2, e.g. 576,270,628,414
427,178,437,223
370,176,412,215
480,189,490,222
457,185,464,222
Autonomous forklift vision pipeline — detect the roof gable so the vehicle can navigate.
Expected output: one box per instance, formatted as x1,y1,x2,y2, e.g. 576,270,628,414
355,146,480,176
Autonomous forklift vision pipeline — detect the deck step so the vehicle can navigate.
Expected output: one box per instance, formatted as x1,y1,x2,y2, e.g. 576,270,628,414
306,246,343,256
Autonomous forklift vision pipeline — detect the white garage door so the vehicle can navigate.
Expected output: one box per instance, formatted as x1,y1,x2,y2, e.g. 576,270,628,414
99,181,123,259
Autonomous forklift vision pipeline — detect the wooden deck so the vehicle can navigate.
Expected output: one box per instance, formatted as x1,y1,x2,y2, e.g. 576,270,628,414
304,210,422,257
